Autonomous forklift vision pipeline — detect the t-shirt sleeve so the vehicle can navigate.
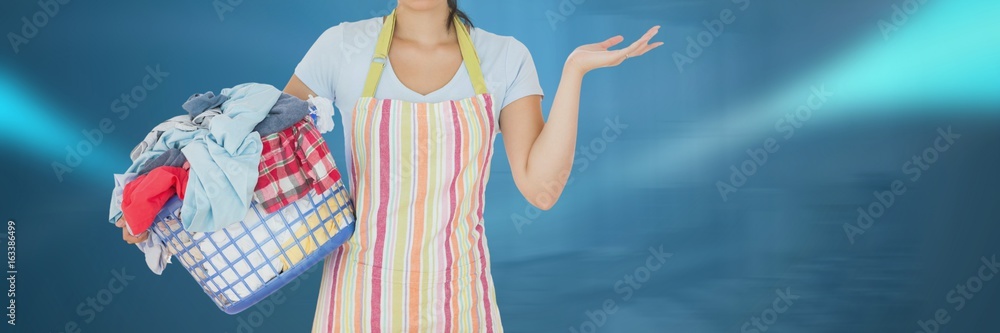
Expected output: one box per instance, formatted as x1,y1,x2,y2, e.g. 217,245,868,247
501,37,544,111
294,24,344,103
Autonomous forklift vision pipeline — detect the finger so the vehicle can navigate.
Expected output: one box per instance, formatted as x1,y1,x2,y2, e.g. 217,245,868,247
122,228,147,244
631,42,664,57
124,235,144,244
618,26,660,57
122,228,137,244
628,26,660,49
597,35,625,50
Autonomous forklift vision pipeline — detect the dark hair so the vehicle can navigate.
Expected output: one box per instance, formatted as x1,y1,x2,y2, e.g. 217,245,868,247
448,0,473,29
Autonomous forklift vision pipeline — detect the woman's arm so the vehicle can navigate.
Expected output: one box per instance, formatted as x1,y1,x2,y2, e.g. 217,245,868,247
284,75,317,100
500,26,662,210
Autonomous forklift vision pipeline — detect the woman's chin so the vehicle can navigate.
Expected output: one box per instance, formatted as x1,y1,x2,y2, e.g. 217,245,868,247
397,0,447,12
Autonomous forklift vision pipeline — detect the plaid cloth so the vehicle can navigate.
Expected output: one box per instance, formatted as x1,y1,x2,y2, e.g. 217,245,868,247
254,118,341,213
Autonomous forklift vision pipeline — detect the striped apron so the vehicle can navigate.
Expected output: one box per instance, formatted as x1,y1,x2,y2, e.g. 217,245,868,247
312,9,503,333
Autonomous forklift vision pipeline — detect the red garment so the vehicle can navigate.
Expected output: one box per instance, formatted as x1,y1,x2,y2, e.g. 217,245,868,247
254,118,341,213
121,166,189,235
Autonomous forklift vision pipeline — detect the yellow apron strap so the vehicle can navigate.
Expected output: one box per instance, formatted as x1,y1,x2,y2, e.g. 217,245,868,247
454,17,489,95
361,10,489,98
361,10,397,98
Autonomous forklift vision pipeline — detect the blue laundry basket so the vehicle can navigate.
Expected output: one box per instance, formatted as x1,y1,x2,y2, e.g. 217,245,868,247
149,182,355,314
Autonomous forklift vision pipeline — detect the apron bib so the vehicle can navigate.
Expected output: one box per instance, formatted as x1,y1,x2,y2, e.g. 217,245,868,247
312,10,503,333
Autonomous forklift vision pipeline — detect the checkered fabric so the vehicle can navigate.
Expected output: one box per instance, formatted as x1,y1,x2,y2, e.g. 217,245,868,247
254,118,341,213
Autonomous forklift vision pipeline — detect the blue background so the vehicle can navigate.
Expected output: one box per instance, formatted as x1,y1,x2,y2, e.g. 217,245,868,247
2,0,1000,332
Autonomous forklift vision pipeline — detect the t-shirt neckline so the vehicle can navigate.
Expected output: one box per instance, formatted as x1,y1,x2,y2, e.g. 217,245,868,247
374,16,478,99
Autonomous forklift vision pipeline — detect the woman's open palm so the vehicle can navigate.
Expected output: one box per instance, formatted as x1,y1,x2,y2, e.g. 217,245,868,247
566,25,663,75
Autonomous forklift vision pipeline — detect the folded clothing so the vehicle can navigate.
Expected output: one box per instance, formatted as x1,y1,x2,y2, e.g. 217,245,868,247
121,166,189,235
254,118,341,213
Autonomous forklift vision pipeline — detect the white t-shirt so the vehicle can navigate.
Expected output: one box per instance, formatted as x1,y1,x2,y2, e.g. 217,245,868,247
294,16,544,175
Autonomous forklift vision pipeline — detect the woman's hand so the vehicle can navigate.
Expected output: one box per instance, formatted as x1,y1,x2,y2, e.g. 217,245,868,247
565,26,663,76
115,217,148,244
500,27,662,210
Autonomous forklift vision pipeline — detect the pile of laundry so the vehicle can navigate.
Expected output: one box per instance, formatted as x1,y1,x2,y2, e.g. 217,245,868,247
106,82,345,301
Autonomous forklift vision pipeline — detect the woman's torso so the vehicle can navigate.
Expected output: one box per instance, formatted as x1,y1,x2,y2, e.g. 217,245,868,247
310,13,511,332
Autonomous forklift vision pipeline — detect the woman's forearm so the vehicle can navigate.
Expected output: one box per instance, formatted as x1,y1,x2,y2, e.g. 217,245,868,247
510,26,661,209
522,67,585,208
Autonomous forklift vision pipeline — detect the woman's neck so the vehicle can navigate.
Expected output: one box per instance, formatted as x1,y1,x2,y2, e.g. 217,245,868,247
393,5,455,45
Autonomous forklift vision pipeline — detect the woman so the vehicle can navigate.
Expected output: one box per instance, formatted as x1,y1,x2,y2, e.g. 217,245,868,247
285,1,660,332
120,0,660,331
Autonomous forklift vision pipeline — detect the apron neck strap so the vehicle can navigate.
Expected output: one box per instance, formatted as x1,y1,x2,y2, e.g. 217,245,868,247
361,9,489,98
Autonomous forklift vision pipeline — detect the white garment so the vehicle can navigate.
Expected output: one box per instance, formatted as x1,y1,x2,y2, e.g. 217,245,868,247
308,95,336,134
109,173,138,224
191,107,222,129
137,232,171,275
294,17,545,182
